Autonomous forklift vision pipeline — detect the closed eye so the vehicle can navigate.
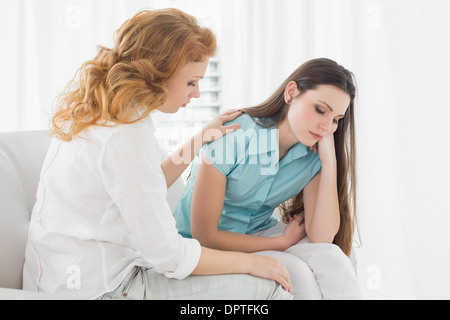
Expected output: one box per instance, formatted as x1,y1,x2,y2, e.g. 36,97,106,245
316,105,342,125
315,106,325,115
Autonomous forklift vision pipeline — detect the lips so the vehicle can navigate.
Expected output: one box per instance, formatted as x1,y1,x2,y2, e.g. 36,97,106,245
309,132,323,140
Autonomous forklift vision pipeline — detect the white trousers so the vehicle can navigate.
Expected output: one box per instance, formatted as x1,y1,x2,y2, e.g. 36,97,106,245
253,222,362,300
98,266,293,300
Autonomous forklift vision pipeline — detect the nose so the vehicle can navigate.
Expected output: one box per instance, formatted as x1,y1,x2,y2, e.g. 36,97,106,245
190,86,201,99
319,118,334,134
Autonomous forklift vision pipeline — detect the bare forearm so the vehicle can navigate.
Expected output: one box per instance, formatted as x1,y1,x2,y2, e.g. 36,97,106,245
192,246,293,293
193,228,288,253
307,165,340,243
161,110,242,188
161,131,203,188
192,247,250,275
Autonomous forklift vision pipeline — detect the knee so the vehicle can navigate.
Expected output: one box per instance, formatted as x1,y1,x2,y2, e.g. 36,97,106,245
316,243,352,263
322,243,346,257
294,242,352,267
277,254,322,300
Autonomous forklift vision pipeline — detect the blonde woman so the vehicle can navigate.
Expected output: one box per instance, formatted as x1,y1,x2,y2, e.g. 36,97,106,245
174,58,362,299
23,9,292,300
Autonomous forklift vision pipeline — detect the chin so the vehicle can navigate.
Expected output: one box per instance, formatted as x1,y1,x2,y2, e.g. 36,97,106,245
159,107,180,114
298,137,315,148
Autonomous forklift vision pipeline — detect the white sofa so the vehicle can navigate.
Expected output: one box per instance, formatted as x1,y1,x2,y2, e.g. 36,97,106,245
0,130,357,300
0,130,185,300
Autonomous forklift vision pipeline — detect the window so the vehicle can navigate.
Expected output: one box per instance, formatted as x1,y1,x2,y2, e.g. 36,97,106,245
149,0,224,154
153,58,222,154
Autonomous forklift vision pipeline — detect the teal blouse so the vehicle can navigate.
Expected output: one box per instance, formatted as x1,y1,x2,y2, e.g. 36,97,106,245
174,114,322,237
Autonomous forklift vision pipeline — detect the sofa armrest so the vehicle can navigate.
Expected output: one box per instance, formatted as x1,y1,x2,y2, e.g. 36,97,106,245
0,288,79,300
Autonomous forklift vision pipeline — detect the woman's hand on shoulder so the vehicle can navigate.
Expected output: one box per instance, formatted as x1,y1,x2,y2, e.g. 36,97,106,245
202,110,242,144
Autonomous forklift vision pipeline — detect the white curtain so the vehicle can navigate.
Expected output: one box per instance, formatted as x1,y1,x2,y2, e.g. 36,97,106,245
0,0,145,132
2,0,450,299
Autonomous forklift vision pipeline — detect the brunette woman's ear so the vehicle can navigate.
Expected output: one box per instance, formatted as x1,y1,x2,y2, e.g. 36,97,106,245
285,81,299,104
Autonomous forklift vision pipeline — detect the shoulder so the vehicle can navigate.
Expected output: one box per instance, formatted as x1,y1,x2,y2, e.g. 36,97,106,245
77,117,161,167
201,114,254,170
225,113,260,129
221,113,273,144
82,116,157,147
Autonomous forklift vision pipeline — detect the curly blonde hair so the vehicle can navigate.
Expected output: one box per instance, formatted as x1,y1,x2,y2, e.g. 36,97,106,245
52,8,216,141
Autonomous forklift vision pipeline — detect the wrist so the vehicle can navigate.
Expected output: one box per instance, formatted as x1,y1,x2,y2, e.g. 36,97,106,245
273,235,290,251
320,157,337,173
320,152,337,166
192,130,204,147
236,252,254,274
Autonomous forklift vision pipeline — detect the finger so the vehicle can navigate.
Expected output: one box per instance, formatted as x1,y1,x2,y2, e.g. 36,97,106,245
224,108,242,114
220,110,242,121
222,123,241,132
279,270,292,293
280,277,291,293
276,263,291,291
218,109,237,116
275,273,290,292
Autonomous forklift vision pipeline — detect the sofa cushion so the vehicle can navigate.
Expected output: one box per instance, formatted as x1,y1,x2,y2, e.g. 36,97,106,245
0,131,51,289
0,130,186,291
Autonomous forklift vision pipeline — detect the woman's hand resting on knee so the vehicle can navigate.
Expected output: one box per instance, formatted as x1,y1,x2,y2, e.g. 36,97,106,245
192,247,292,293
247,254,292,293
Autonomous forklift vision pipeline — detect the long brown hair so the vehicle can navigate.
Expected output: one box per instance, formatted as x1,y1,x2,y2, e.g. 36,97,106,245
241,58,357,256
51,8,216,141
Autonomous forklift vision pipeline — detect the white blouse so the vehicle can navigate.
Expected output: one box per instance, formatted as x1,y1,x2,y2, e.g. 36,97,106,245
23,116,201,299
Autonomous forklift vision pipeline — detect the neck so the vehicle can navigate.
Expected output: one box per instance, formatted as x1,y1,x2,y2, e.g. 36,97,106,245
277,118,299,160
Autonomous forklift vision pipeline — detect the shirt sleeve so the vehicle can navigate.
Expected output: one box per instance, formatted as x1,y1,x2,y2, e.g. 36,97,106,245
98,122,201,280
202,128,248,176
